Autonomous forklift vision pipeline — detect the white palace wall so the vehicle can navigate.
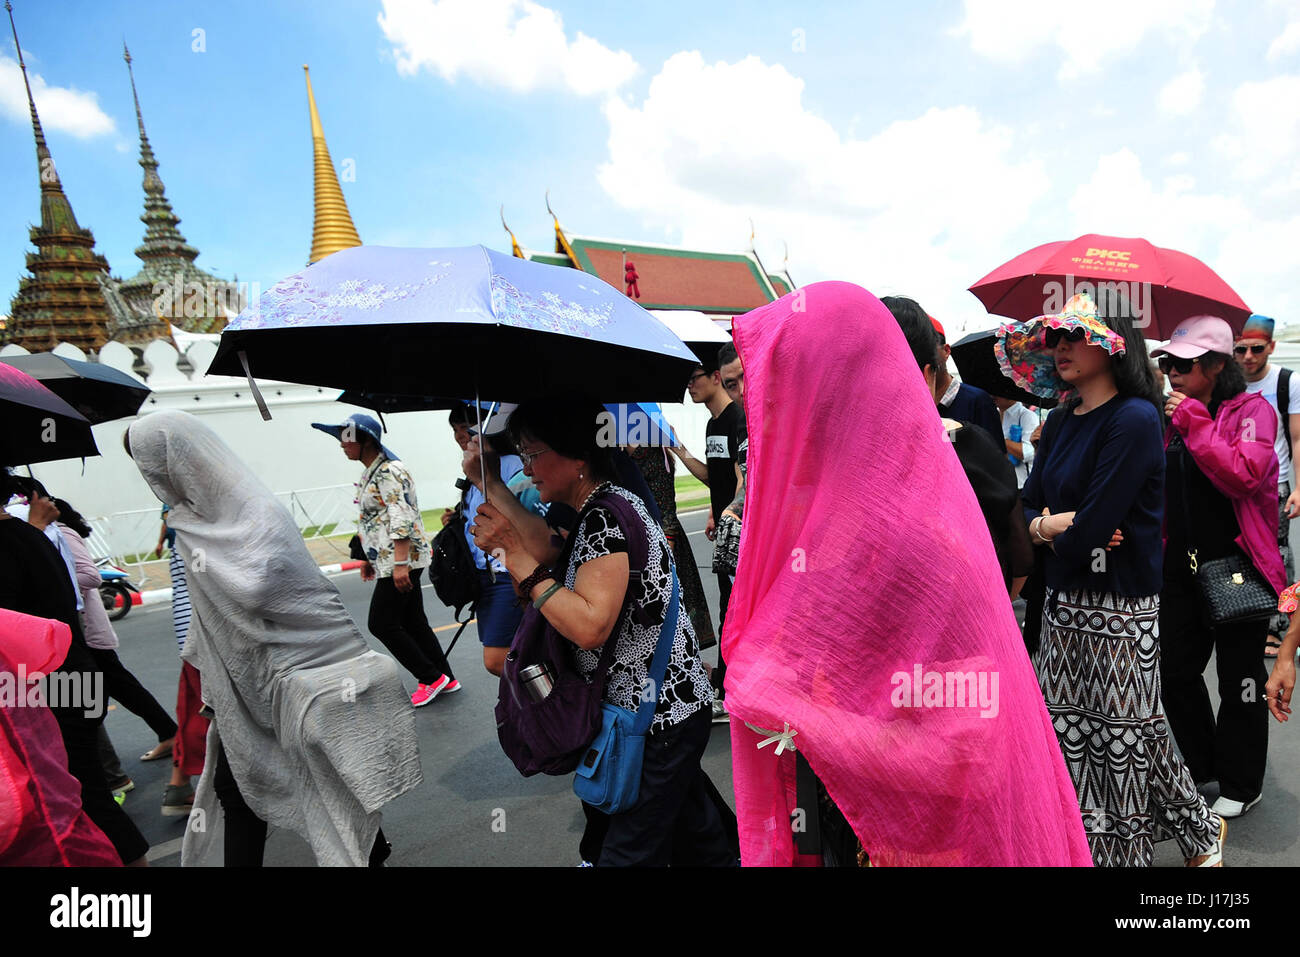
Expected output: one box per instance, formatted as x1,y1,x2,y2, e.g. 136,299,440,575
1,338,712,562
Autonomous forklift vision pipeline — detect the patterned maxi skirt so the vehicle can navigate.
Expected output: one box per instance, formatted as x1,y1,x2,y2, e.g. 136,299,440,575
1036,587,1221,866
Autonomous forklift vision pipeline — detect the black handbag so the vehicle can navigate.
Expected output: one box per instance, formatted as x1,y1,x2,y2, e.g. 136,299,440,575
1177,444,1276,627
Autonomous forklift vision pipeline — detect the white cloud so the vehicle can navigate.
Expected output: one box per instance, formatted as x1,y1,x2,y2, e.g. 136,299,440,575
1214,74,1300,186
1267,20,1300,60
1067,149,1300,326
0,53,115,139
1166,151,1191,165
955,0,1214,79
1068,149,1249,248
596,51,1050,327
1157,67,1205,115
377,0,638,96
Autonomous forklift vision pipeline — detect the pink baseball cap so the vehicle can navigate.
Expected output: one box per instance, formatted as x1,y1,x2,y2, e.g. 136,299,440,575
1150,315,1234,359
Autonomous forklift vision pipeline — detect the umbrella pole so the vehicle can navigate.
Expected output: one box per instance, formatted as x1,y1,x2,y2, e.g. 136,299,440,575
475,389,496,584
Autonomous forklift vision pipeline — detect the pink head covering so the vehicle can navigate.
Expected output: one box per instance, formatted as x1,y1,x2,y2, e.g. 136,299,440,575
724,281,1091,866
0,611,121,866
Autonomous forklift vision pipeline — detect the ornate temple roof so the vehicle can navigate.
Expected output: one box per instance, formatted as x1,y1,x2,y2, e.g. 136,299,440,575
2,1,129,354
507,198,790,314
115,42,231,340
305,65,362,264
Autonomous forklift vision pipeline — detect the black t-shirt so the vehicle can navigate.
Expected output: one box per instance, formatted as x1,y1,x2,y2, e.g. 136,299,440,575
705,401,741,522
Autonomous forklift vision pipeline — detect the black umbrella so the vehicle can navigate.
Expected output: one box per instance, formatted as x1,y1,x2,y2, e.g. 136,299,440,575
0,362,99,466
336,391,462,415
0,353,151,424
950,329,1058,410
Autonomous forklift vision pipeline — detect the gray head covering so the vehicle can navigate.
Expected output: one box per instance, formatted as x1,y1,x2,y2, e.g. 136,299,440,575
128,410,421,865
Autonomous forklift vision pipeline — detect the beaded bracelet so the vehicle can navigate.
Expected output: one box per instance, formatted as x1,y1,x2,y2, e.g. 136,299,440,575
516,564,555,599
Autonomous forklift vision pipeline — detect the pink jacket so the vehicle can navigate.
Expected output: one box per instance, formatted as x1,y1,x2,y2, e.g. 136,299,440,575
1164,390,1286,594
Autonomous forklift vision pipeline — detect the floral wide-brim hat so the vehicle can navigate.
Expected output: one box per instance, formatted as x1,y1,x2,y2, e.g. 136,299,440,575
993,292,1127,402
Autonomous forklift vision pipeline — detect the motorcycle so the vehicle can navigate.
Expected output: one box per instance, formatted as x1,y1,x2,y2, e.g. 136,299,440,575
97,560,139,622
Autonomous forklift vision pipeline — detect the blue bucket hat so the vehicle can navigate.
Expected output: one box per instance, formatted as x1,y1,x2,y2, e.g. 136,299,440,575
310,413,398,461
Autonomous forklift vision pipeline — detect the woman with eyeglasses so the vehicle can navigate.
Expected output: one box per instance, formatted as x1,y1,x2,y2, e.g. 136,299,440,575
1014,293,1225,867
469,394,733,866
1151,315,1283,823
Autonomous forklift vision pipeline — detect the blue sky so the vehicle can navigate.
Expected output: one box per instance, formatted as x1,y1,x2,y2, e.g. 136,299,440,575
4,0,1300,338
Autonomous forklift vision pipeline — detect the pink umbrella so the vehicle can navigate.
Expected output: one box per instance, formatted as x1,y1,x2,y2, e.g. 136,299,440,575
969,234,1251,339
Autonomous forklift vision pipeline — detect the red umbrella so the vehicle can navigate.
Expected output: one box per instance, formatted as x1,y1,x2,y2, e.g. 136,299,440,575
969,234,1251,339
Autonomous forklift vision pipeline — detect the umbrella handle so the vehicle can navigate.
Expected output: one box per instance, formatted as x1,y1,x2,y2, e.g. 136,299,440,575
475,395,497,585
237,351,272,421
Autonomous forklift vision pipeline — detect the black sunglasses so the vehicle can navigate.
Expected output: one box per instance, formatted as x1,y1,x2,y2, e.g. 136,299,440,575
1044,327,1088,348
1234,344,1267,356
1157,355,1200,375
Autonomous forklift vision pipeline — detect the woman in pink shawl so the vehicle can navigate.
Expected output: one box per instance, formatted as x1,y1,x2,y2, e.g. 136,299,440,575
723,281,1092,866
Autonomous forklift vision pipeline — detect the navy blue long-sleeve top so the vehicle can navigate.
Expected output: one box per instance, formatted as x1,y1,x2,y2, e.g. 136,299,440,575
1020,395,1165,597
941,382,1003,446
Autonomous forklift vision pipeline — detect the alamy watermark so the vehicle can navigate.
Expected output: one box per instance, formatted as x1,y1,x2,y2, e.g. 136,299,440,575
152,277,258,320
1042,272,1153,328
595,407,673,447
890,664,999,718
0,665,103,719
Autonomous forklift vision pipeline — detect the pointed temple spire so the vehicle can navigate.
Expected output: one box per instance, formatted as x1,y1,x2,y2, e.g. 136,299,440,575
2,0,118,352
113,40,226,340
304,65,361,264
124,41,199,272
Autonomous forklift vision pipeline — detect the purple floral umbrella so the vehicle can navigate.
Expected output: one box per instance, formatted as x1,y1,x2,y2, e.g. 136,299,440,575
207,245,700,410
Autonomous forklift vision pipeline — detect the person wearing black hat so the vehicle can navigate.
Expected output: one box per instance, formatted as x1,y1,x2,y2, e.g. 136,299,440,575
313,413,456,707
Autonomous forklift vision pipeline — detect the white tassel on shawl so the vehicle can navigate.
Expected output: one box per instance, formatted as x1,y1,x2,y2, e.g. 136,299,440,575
746,721,798,755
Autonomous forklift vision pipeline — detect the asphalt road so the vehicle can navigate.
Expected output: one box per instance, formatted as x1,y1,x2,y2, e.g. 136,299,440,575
104,508,1300,867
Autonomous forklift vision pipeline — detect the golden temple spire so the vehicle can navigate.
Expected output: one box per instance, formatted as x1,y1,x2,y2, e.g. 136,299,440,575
304,65,361,264
500,205,524,259
545,189,578,265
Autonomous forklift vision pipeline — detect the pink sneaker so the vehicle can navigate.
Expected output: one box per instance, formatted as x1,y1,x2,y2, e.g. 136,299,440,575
411,674,451,707
442,678,461,694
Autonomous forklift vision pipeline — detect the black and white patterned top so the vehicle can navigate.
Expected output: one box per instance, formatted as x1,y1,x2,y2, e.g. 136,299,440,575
566,486,713,733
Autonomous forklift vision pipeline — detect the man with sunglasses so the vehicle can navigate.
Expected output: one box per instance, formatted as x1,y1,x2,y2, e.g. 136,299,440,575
1235,314,1299,656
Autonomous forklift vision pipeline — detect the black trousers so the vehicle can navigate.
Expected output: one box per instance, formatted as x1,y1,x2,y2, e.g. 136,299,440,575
213,741,389,866
1159,572,1269,802
366,567,454,685
57,709,150,865
595,707,737,867
89,646,178,742
712,572,732,694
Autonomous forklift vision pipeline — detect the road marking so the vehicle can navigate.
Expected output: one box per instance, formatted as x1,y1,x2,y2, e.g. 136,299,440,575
434,619,474,633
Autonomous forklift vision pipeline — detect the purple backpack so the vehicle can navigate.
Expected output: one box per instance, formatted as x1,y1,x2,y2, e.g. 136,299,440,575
495,489,656,777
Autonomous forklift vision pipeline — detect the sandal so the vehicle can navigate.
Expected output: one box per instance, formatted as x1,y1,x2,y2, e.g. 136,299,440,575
1185,817,1226,867
139,738,174,762
1266,635,1283,658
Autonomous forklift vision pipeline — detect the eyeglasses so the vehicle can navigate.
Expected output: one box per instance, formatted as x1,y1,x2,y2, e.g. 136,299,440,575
1044,327,1088,348
1157,355,1200,375
687,371,710,385
518,446,553,468
1234,344,1267,356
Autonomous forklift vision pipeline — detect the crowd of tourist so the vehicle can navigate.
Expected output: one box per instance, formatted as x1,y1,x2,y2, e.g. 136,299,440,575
3,281,1300,868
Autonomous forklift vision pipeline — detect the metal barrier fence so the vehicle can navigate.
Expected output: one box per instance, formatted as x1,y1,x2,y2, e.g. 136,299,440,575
88,484,358,586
